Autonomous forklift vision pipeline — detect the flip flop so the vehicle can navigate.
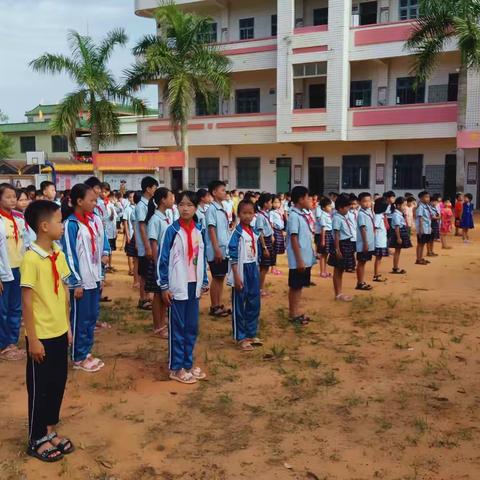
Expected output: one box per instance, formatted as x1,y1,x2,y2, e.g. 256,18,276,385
238,340,254,351
335,294,353,302
73,358,101,373
169,369,197,384
153,326,169,339
391,268,407,274
190,366,207,380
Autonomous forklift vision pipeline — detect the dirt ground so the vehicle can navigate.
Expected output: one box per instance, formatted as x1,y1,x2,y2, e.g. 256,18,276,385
1,224,480,480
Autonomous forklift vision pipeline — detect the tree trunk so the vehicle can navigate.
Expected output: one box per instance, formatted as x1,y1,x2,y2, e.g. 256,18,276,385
181,124,189,191
456,65,468,192
91,122,101,179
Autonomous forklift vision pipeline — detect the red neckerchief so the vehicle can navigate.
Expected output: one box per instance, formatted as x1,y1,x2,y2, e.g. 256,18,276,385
48,251,60,295
295,209,314,234
383,214,390,231
179,218,195,262
242,224,256,255
0,209,18,244
75,213,96,256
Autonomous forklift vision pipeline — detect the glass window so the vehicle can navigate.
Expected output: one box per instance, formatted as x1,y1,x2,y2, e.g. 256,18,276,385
239,18,254,40
396,77,425,104
350,80,372,107
448,73,459,102
197,158,220,187
313,8,328,26
195,93,219,116
51,135,68,153
359,1,378,25
399,0,418,20
20,136,36,153
271,15,277,36
198,22,217,43
235,89,260,114
237,157,260,189
342,155,370,189
292,62,327,78
392,154,423,189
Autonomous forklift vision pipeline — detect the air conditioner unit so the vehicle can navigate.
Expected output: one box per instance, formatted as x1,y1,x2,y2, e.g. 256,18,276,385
26,151,46,166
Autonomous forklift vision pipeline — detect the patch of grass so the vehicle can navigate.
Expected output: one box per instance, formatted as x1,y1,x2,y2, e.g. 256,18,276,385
317,370,340,387
343,352,358,364
269,345,286,359
450,333,465,344
375,416,393,432
306,357,322,369
344,393,362,408
385,295,399,309
413,417,428,435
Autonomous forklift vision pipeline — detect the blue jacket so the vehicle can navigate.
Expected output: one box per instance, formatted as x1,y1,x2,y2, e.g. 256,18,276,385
227,223,261,285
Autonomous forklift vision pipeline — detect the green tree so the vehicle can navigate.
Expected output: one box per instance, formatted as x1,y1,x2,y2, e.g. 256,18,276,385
30,29,146,163
0,109,13,160
406,0,480,191
126,2,230,189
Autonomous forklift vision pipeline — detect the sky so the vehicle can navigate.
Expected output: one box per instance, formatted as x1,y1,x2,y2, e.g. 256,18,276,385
0,0,157,122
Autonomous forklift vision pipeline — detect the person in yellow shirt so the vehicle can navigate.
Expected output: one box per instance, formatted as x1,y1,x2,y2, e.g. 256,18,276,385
21,200,75,462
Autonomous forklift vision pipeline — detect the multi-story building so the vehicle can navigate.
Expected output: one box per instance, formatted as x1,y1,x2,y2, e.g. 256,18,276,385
134,0,480,201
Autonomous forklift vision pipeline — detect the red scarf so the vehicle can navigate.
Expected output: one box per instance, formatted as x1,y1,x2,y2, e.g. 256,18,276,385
0,209,18,244
383,215,390,231
48,251,60,295
179,219,195,262
242,224,256,255
75,213,96,256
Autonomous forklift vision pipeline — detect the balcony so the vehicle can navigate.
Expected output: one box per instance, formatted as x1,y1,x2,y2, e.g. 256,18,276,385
135,0,208,16
217,37,277,72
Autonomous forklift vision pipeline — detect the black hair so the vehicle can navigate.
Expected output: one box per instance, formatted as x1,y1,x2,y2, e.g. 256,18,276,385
100,182,111,192
16,188,28,200
406,196,416,203
141,176,159,193
0,183,16,200
335,193,351,209
329,191,338,198
25,200,60,234
237,199,255,214
358,192,371,202
26,185,36,194
40,180,55,192
291,186,309,204
418,190,430,199
146,187,172,224
456,192,463,200
196,188,209,201
208,180,226,195
465,193,473,201
257,192,273,210
384,190,396,198
176,190,199,207
62,183,93,219
244,191,256,202
125,190,134,199
36,189,42,197
374,197,388,214
391,196,406,213
404,192,413,198
431,193,441,202
84,176,102,188
133,191,141,204
349,193,358,201
320,197,332,209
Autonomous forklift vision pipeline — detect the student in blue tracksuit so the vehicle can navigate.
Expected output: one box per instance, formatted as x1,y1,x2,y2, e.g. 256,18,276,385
159,191,209,385
62,184,108,373
227,200,263,352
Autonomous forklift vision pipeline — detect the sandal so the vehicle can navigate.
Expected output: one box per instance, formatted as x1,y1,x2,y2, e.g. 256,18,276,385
190,366,207,380
50,432,75,455
249,337,264,346
153,325,169,339
415,259,428,265
100,296,112,303
290,314,309,326
137,300,152,311
86,354,105,369
27,434,64,463
238,340,254,351
355,282,373,291
0,346,25,361
209,306,230,318
73,357,101,373
391,268,406,274
169,369,197,384
373,275,387,282
335,294,353,302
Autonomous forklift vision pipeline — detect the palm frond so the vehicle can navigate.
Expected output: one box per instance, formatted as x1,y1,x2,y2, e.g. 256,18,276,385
97,28,128,64
29,54,81,82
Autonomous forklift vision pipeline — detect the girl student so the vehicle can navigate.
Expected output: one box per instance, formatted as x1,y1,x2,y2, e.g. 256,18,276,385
0,183,26,360
159,191,209,385
427,194,441,257
454,192,463,236
327,194,355,302
389,196,412,274
440,198,454,249
123,191,140,285
269,195,286,275
62,184,108,373
315,197,334,279
255,193,275,296
146,187,175,339
373,196,389,282
196,188,211,230
228,200,262,352
460,193,475,242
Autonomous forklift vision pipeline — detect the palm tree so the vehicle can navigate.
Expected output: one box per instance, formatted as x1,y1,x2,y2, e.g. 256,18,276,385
406,0,480,192
126,2,231,190
30,29,146,166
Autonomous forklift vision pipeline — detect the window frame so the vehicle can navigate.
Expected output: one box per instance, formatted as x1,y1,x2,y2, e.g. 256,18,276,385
396,76,425,105
399,0,419,20
342,155,371,189
350,80,372,108
236,157,260,189
271,14,277,36
197,157,220,188
447,72,459,102
239,17,254,40
392,154,424,189
198,22,217,43
20,136,36,153
195,93,219,116
235,88,261,114
51,135,69,153
313,7,329,26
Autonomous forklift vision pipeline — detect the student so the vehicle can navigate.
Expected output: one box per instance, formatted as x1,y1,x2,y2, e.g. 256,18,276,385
355,192,375,291
454,192,464,236
460,193,475,242
40,181,57,203
146,187,175,339
315,197,333,279
270,195,285,276
427,194,441,257
205,181,231,318
389,197,412,274
21,200,74,462
328,192,338,209
415,190,432,265
14,188,35,249
405,196,416,237
0,184,26,360
286,186,316,325
134,176,159,311
327,194,355,302
255,193,275,296
85,177,108,226
223,192,234,227
373,197,389,282
159,191,208,384
228,200,262,351
62,184,107,372
440,199,454,249
196,188,211,230
123,191,138,281
26,185,36,202
231,189,240,215
346,195,359,273
384,191,396,224
100,183,118,272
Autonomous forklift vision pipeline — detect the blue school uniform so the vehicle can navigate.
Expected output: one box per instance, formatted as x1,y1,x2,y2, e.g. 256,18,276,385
270,210,286,255
286,207,316,270
356,208,376,253
227,224,261,342
460,202,474,229
134,197,149,257
328,212,356,270
196,204,209,230
415,202,432,234
374,213,389,257
390,210,412,249
256,210,275,267
205,201,230,262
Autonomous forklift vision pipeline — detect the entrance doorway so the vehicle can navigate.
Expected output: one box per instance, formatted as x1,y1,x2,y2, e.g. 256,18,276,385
308,157,324,195
276,158,291,193
444,154,456,204
171,168,183,192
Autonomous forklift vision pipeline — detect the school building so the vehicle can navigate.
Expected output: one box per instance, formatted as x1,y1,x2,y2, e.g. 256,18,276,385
134,0,480,201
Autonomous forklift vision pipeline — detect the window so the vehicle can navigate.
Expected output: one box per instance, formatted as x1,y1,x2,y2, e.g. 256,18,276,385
20,136,36,153
197,158,220,187
239,18,254,40
399,0,418,20
359,1,377,25
237,157,260,189
51,135,68,153
350,80,372,107
392,154,423,189
342,155,370,189
313,8,328,26
235,89,260,114
271,15,277,36
448,73,459,102
396,77,425,104
195,93,219,116
198,22,217,43
293,62,327,78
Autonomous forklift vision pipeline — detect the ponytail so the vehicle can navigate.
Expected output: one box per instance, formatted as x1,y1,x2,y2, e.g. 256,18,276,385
145,197,157,225
145,187,172,224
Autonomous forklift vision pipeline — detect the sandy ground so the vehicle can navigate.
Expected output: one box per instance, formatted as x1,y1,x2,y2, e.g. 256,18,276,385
1,224,480,480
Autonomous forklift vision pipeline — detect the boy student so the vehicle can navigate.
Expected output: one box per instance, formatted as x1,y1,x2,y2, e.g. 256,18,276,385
40,181,57,203
100,183,118,272
21,200,74,462
286,186,316,326
355,192,375,291
415,190,432,265
205,180,231,318
135,176,159,310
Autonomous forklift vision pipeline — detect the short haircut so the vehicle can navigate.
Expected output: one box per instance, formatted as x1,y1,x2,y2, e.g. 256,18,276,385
456,192,463,199
25,200,60,234
384,190,396,198
349,193,358,201
208,180,226,195
196,188,209,200
141,176,159,192
418,190,429,199
237,199,255,214
84,176,102,188
320,197,332,209
100,182,111,192
291,186,309,204
406,196,416,203
40,181,55,192
335,193,351,209
465,192,473,201
358,192,371,202
431,193,441,202
176,190,198,207
374,197,388,214
26,185,36,194
0,183,16,200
